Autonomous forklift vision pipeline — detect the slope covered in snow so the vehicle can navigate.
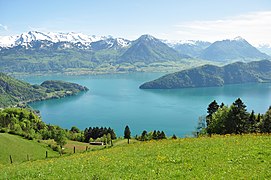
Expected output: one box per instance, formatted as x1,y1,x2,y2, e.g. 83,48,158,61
0,31,108,48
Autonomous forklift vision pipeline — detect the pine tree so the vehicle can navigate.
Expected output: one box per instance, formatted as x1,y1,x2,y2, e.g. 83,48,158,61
261,108,271,133
160,131,166,139
206,100,219,134
226,98,249,134
141,130,148,141
124,125,131,144
152,130,157,140
247,110,256,133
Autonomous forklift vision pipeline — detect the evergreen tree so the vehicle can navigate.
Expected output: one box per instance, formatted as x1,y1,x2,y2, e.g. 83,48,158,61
124,125,131,144
261,108,271,133
152,130,157,140
159,131,166,139
207,100,219,119
247,110,256,133
226,98,249,134
206,100,219,134
141,130,148,141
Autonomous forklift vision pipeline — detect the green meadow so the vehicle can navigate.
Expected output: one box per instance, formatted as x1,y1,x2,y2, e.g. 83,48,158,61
0,133,59,165
1,134,270,179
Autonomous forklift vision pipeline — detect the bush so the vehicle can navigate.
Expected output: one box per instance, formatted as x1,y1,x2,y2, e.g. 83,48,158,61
0,128,8,133
51,145,60,152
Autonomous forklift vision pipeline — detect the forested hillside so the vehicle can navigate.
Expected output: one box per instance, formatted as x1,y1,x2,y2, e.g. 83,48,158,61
140,60,271,89
0,73,88,107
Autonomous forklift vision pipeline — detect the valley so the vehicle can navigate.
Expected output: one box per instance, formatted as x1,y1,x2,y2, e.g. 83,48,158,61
1,1,271,178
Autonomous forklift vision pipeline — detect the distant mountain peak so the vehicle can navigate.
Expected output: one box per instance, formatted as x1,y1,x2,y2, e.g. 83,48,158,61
233,36,245,41
200,37,269,61
138,34,156,41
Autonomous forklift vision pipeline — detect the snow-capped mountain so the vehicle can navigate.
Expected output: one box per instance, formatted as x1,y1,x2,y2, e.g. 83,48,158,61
164,39,209,47
0,31,109,48
90,37,131,51
164,40,211,57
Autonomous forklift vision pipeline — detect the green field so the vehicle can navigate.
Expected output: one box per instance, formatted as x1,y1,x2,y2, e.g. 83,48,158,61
0,133,59,165
1,134,270,179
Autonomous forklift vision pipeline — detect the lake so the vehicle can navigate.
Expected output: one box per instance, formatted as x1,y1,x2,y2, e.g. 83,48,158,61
18,73,271,137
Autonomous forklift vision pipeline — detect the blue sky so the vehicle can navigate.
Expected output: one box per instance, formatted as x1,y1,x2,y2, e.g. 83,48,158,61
1,0,271,45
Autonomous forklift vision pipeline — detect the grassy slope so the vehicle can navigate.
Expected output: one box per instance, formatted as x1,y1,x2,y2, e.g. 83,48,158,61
0,133,59,165
1,134,271,179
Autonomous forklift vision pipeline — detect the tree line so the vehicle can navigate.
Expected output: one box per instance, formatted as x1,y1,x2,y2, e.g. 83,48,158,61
200,98,271,135
0,108,118,150
83,127,117,143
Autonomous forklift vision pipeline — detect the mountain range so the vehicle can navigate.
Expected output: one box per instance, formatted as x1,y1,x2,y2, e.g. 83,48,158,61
0,31,270,74
199,37,269,61
139,60,271,89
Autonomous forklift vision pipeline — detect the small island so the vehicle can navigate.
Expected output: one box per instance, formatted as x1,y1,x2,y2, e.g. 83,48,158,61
139,60,271,89
0,72,88,108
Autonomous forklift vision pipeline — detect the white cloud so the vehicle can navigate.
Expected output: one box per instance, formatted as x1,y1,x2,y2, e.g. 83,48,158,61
167,11,271,46
0,24,8,31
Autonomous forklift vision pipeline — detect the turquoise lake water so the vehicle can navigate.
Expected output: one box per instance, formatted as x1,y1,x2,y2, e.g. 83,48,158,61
18,73,271,137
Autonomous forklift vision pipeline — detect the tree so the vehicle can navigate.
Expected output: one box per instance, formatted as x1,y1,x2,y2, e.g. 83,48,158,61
54,130,67,149
227,98,249,134
195,115,206,135
207,100,219,119
70,126,80,133
159,131,166,139
102,134,107,145
261,107,271,133
141,130,148,141
209,106,229,134
106,133,111,145
247,110,256,133
152,130,158,140
206,100,219,134
124,125,131,144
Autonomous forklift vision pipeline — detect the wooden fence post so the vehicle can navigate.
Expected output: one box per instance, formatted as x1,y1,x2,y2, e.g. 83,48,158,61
10,155,13,164
86,146,88,151
46,151,48,158
74,146,76,153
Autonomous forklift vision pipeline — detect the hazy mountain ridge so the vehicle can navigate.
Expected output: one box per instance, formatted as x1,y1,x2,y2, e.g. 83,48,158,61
139,60,271,89
199,37,269,61
166,40,211,57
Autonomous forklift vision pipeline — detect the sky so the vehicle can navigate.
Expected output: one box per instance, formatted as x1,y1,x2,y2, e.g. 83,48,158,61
0,0,271,45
